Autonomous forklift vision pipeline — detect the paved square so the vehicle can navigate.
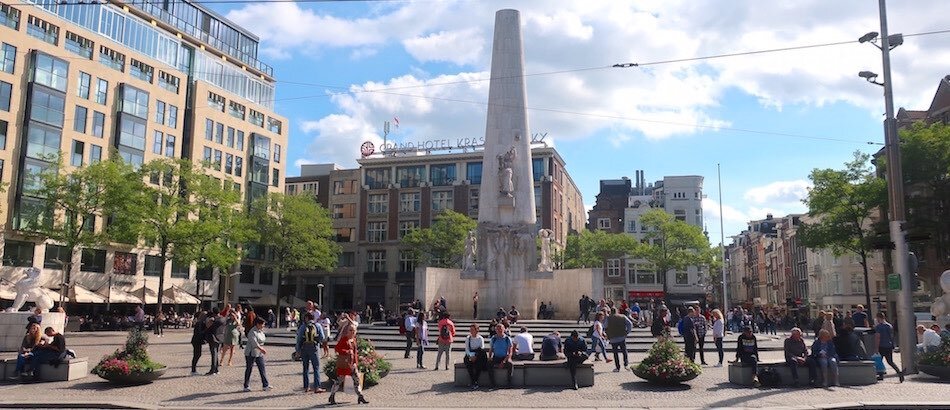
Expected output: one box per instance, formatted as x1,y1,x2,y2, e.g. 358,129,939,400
1,330,948,409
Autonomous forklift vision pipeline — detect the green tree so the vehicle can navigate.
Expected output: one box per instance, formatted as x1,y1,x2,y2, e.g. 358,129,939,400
113,159,226,320
402,210,477,268
636,209,713,300
562,230,639,269
798,151,887,311
250,193,339,303
34,157,138,304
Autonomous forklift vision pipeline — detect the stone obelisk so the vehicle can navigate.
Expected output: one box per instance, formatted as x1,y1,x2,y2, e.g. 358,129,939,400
472,9,538,319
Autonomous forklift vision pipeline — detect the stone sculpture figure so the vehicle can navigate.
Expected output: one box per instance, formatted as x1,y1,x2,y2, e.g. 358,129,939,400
931,269,950,319
537,228,554,272
463,230,477,271
498,146,516,197
7,267,54,312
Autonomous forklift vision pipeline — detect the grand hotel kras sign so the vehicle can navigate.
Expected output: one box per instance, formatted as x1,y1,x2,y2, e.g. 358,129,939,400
360,133,549,157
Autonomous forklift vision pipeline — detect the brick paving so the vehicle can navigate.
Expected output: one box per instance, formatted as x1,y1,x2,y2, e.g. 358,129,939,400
0,330,948,409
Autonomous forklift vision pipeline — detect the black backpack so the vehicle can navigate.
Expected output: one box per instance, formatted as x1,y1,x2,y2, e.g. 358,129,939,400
440,324,450,339
757,367,781,387
586,324,595,339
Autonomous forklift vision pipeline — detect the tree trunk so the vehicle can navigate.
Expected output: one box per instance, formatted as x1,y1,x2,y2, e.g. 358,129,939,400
156,246,167,335
860,251,872,318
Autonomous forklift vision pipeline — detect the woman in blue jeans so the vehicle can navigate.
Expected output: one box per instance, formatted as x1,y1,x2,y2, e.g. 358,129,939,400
588,312,610,362
11,323,42,378
243,318,271,392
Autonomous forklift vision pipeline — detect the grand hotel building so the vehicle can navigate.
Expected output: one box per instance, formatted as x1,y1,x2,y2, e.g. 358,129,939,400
286,146,586,312
0,0,286,306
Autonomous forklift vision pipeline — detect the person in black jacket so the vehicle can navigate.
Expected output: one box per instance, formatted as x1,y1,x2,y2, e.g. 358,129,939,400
205,307,226,375
734,326,760,387
190,310,208,376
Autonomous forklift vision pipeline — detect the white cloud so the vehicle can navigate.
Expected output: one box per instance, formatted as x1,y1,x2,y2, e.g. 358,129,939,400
228,0,950,166
743,180,811,205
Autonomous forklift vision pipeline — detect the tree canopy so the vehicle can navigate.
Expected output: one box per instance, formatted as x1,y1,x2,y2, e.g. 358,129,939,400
636,209,713,296
562,230,639,269
402,210,477,268
250,192,339,276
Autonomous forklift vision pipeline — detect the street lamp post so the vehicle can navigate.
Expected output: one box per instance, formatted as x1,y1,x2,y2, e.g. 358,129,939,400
317,283,325,308
859,0,916,374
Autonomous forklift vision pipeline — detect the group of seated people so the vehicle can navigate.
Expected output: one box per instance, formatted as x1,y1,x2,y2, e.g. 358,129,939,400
460,324,590,390
916,323,950,353
10,315,69,381
495,306,521,324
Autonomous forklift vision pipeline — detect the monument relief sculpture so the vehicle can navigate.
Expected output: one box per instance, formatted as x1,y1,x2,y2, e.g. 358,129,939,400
498,146,516,197
931,269,950,321
6,267,54,312
538,228,554,272
462,230,477,272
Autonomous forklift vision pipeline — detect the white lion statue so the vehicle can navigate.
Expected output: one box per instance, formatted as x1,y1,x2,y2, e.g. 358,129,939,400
6,267,54,312
931,270,950,319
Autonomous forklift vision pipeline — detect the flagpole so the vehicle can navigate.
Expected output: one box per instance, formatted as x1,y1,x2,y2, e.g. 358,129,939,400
718,163,728,313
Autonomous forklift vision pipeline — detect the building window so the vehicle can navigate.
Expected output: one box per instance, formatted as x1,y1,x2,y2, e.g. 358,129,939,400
238,264,254,284
43,244,69,269
399,192,420,213
32,53,68,92
236,130,244,151
204,119,213,141
213,150,222,170
272,168,279,187
27,15,58,45
267,117,282,134
431,190,453,212
29,87,66,127
91,111,105,137
399,250,416,273
170,260,190,279
606,259,621,277
113,252,136,275
73,106,87,133
168,105,178,129
365,168,390,189
396,166,424,188
226,127,235,148
228,101,245,119
0,120,9,149
335,227,354,242
71,140,84,167
98,45,125,72
635,265,656,284
368,194,388,214
207,91,225,111
430,164,456,186
3,241,34,267
0,81,8,112
466,162,482,184
130,59,154,83
532,158,544,182
367,221,387,243
95,78,108,104
469,188,479,215
367,250,386,273
338,252,355,267
64,31,93,59
155,100,166,125
627,220,636,233
234,156,243,177
675,270,689,285
273,144,281,163
0,4,21,30
258,267,273,285
398,220,419,238
158,71,179,94
90,144,102,163
120,85,149,119
249,110,264,127
152,131,163,155
597,218,611,230
165,135,175,157
225,154,233,174
80,248,106,273
215,122,224,144
0,43,14,73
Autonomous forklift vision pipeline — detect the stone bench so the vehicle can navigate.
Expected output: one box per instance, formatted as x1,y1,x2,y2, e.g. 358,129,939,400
728,359,876,386
0,356,88,382
453,359,594,388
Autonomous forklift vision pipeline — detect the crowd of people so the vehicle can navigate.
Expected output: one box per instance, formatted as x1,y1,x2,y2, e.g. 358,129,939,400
9,309,72,381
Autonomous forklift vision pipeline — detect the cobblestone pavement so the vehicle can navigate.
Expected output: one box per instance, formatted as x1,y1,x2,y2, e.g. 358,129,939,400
1,330,948,409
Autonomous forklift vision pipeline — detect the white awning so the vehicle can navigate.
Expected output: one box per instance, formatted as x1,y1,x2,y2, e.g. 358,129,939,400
131,286,159,304
69,284,107,304
100,287,143,304
163,285,201,305
252,294,306,307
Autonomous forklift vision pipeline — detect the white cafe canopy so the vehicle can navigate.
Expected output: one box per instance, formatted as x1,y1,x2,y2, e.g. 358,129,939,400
162,285,201,305
253,293,306,307
69,284,107,304
100,287,143,304
131,285,159,304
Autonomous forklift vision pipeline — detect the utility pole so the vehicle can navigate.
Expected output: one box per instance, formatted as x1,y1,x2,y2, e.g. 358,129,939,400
718,163,728,314
876,0,916,374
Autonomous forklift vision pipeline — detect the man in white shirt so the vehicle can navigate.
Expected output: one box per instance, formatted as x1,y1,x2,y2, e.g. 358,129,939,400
404,309,417,359
918,324,942,353
305,300,321,325
513,327,535,361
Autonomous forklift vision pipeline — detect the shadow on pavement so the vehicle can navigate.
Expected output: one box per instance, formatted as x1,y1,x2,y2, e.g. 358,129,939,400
68,381,119,391
207,392,299,405
166,391,230,402
703,383,787,408
409,381,456,395
620,381,692,392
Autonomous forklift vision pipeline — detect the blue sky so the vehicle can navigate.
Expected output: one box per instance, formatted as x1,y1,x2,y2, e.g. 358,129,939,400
211,0,948,241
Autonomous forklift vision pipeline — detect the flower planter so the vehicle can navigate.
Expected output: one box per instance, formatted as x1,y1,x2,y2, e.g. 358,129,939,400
919,365,950,380
98,366,167,385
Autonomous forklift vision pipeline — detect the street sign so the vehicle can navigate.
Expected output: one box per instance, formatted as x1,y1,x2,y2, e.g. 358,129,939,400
887,274,901,291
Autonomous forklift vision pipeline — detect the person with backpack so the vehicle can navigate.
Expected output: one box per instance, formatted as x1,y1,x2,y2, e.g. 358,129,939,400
205,307,226,375
434,312,456,370
605,308,633,372
414,311,429,369
190,310,207,376
296,312,326,393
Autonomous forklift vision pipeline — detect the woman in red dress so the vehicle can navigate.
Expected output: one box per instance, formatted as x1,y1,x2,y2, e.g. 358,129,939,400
329,326,368,405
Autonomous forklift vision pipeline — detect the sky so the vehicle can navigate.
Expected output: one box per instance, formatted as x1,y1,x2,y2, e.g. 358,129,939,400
210,0,949,243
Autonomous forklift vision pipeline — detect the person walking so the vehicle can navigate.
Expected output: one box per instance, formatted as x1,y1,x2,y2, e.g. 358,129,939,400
243,317,271,392
872,312,904,382
221,311,242,367
711,309,725,367
328,326,368,405
434,313,456,370
415,311,429,369
190,310,207,376
605,308,632,372
588,312,611,363
403,309,417,359
473,292,479,320
205,307,226,375
463,324,486,389
296,312,326,393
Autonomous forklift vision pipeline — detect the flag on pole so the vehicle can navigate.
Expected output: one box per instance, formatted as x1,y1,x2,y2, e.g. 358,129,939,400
393,116,400,128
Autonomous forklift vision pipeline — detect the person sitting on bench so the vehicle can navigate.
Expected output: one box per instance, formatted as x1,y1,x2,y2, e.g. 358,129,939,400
463,324,487,389
513,327,535,361
734,326,760,387
564,330,588,390
29,327,66,379
539,331,564,361
487,324,514,387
